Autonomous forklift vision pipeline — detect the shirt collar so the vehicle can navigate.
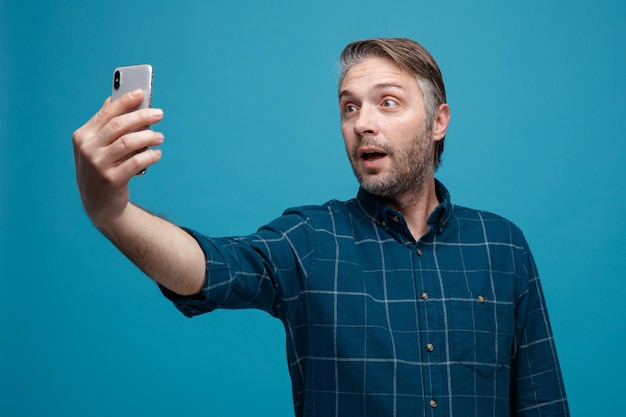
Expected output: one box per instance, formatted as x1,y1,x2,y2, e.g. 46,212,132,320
356,179,452,236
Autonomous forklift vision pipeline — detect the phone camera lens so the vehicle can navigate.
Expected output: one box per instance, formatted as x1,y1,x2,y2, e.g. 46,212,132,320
114,71,121,89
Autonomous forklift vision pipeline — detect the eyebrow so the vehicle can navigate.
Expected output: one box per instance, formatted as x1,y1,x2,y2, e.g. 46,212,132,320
339,82,405,100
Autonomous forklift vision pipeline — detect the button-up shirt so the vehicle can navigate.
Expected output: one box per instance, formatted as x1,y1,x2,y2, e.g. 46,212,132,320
162,180,569,417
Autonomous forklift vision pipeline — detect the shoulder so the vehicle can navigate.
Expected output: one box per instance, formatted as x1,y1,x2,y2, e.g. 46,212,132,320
282,198,358,223
255,198,355,235
449,204,530,249
284,197,356,214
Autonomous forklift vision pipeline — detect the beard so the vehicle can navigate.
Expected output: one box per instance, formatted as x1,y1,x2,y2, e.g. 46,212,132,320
348,127,434,201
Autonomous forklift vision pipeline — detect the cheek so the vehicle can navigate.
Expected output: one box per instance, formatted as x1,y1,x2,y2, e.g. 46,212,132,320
394,118,428,143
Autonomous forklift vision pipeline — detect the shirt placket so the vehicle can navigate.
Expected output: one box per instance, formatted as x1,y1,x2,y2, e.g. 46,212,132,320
385,208,448,415
414,232,447,416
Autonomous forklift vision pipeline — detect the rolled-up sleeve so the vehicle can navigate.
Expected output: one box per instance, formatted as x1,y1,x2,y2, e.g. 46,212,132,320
160,210,316,320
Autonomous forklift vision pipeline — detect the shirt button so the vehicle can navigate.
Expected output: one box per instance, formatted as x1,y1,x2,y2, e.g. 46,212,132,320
478,295,486,303
381,220,387,228
425,343,434,352
430,398,438,408
416,247,422,256
391,215,400,223
421,292,429,301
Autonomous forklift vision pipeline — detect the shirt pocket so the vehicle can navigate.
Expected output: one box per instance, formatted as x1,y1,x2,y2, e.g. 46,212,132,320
448,292,514,377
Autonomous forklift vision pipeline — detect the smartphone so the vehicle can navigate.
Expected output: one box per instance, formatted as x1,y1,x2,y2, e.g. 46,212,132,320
112,64,153,112
112,64,154,174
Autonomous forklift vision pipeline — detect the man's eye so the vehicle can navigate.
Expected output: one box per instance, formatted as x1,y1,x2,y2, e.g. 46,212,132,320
344,105,358,114
382,99,398,108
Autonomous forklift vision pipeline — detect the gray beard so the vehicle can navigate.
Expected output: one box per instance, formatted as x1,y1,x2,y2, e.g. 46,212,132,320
350,130,434,202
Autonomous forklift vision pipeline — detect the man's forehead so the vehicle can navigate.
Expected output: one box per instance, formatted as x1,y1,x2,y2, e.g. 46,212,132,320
339,57,415,96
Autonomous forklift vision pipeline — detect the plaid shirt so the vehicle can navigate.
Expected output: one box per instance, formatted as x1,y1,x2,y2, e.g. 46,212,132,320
162,180,569,417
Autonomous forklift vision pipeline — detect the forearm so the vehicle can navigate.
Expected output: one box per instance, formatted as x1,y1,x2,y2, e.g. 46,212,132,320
511,249,569,416
98,202,206,296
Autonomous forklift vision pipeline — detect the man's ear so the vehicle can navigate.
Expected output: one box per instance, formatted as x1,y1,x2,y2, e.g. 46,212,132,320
432,103,450,142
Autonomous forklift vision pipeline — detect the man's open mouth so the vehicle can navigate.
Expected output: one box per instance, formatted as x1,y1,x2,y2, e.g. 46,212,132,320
361,151,388,161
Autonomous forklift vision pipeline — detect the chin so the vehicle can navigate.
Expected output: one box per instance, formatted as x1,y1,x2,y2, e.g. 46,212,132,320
358,177,395,196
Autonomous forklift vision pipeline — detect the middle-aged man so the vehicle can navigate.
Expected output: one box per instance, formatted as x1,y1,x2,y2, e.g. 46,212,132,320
72,38,570,416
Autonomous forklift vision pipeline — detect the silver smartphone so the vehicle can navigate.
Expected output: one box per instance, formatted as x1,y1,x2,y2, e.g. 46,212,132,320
112,64,154,174
112,64,153,111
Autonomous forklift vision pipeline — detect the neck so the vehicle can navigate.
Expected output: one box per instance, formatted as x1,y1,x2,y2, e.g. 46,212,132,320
383,177,440,240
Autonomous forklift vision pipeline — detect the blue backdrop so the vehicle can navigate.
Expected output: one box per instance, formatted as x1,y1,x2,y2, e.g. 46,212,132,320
2,1,625,415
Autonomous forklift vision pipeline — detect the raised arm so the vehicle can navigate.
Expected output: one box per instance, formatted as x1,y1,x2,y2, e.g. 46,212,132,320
72,90,205,296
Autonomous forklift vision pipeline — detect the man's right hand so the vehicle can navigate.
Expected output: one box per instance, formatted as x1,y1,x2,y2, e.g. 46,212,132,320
72,89,164,228
72,90,205,296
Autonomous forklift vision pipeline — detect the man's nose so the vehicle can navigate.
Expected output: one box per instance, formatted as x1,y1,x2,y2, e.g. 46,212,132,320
354,105,379,136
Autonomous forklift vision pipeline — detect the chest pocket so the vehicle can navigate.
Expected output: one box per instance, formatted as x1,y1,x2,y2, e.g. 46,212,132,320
448,292,514,377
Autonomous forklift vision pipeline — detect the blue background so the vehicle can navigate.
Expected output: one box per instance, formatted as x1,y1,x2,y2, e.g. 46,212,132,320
2,1,625,415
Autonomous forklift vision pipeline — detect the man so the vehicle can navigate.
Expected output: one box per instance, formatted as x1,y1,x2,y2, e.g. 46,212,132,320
73,38,569,416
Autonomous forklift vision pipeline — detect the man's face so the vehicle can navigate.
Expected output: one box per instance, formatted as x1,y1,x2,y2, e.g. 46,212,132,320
339,57,437,200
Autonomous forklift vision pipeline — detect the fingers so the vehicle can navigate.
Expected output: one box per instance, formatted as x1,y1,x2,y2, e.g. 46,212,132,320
74,90,161,148
73,91,142,146
75,128,164,187
98,107,164,146
73,91,166,195
103,129,165,169
92,89,144,130
73,88,164,172
108,147,164,184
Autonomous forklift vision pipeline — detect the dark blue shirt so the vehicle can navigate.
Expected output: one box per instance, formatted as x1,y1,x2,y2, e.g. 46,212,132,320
162,180,569,417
